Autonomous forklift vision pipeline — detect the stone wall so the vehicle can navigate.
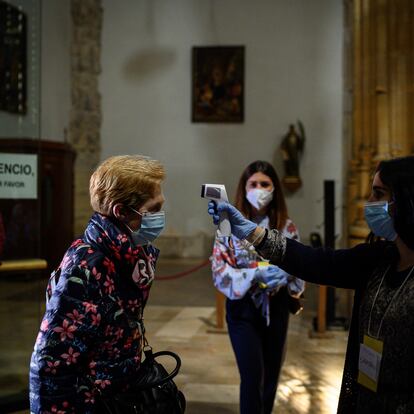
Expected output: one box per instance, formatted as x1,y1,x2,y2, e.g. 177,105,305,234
69,0,102,235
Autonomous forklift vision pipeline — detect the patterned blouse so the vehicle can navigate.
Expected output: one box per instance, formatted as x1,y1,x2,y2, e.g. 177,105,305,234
30,213,159,414
211,217,305,323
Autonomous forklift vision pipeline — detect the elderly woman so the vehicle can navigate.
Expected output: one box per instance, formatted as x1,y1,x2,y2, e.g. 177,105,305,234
30,155,165,413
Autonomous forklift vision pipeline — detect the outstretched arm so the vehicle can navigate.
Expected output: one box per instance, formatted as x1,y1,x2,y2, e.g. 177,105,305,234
257,230,381,289
208,202,384,290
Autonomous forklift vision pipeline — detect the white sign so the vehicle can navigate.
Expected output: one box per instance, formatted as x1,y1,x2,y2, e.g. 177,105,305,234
0,153,38,199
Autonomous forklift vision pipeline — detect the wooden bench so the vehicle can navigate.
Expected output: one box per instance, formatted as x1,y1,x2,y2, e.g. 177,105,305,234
0,258,48,273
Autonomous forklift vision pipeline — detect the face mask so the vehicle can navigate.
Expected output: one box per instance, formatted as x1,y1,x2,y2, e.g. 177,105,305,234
246,189,274,210
126,208,165,246
364,201,397,241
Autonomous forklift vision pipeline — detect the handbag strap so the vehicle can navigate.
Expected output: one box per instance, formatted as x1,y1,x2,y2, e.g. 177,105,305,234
135,347,182,390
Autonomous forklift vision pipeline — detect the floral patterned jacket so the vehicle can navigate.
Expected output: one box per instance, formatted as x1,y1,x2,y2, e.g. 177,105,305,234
29,213,159,414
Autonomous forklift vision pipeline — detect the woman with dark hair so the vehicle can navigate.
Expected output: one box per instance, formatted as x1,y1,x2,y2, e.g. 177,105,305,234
234,160,289,230
211,160,305,414
208,156,414,413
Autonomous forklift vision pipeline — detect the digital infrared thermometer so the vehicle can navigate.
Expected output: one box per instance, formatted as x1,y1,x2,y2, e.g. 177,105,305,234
201,184,231,237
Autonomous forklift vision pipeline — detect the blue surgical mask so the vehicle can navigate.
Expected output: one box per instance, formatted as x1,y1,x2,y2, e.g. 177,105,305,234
126,208,165,246
364,201,397,241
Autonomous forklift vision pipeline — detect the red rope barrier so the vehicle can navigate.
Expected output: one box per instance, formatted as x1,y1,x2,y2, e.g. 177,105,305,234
155,258,210,281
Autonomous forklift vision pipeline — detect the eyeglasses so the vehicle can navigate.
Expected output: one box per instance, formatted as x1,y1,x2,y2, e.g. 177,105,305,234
129,207,164,217
129,207,149,217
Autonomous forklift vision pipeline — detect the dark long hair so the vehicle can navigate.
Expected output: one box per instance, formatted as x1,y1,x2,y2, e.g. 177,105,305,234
376,156,414,249
234,160,288,230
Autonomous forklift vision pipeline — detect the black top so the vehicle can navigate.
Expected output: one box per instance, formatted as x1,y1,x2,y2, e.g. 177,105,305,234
273,238,414,414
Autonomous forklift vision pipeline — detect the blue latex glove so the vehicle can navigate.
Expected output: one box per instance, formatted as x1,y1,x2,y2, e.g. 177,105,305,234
255,265,288,291
207,201,257,240
287,276,305,297
251,266,288,325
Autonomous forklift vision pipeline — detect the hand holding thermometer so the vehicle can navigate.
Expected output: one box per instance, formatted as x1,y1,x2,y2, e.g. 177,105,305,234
201,184,231,237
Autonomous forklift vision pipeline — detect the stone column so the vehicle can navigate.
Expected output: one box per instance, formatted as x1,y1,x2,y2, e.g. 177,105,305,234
346,0,414,247
69,0,102,235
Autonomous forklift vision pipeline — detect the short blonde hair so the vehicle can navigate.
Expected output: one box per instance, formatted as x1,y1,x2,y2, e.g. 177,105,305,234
90,155,165,215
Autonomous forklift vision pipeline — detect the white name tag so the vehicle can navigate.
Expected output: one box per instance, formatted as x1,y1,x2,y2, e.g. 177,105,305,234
359,343,381,381
357,335,384,392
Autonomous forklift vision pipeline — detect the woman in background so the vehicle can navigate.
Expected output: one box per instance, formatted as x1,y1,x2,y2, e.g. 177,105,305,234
211,160,305,414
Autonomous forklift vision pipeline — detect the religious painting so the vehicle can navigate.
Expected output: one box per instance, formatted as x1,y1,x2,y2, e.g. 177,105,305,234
192,46,244,123
0,0,27,114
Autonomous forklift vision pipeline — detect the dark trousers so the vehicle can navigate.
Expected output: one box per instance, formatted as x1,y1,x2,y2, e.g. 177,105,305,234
226,288,290,414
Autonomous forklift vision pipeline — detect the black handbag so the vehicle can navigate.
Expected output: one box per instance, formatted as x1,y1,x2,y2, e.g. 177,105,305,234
97,343,186,414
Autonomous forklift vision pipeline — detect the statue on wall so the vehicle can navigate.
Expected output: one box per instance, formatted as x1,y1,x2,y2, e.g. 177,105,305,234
280,121,306,192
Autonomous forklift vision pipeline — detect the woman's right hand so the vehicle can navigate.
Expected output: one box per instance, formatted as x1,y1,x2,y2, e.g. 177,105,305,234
207,201,257,240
